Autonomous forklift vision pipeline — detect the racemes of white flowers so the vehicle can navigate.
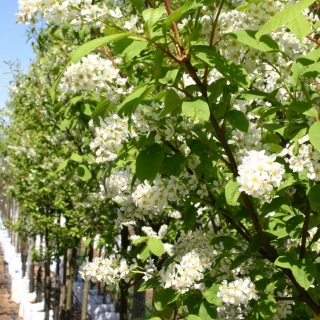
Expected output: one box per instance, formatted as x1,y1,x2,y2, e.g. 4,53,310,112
59,54,128,102
79,255,137,286
281,135,320,181
217,277,258,306
237,150,285,201
90,114,136,163
157,230,216,293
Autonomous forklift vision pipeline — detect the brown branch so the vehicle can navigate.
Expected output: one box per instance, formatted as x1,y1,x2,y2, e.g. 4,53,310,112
300,201,311,259
307,35,320,46
164,0,185,56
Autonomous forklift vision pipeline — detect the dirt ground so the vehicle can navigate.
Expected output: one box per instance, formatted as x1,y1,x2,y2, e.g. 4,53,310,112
0,243,21,320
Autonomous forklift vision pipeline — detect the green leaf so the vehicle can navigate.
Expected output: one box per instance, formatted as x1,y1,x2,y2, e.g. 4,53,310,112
184,293,202,314
274,253,316,290
162,0,202,34
185,315,202,320
154,287,179,311
71,33,132,63
261,197,286,214
142,7,167,27
307,184,320,212
181,98,210,123
84,238,92,247
118,84,155,116
255,294,277,319
165,153,186,177
70,153,83,163
228,30,279,52
199,301,217,320
114,37,148,62
203,284,222,305
92,99,113,125
77,164,92,181
131,236,148,245
147,238,165,257
309,121,320,153
139,245,150,261
290,48,320,87
193,46,250,88
256,0,317,40
287,101,317,117
159,89,182,118
226,110,249,133
225,178,240,206
56,159,69,172
230,254,250,271
287,13,312,41
136,143,165,182
138,277,160,292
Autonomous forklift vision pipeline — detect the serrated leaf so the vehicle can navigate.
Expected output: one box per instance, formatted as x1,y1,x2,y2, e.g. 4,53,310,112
185,315,202,320
71,33,131,63
159,89,182,118
181,98,210,123
256,0,316,40
148,238,164,257
193,46,250,88
154,287,179,311
228,30,279,52
309,121,320,153
290,48,320,87
77,164,92,181
287,13,312,41
199,301,217,320
225,178,240,206
203,284,222,305
118,84,154,116
226,110,249,133
142,7,167,27
84,238,92,247
70,153,83,163
56,159,69,172
162,0,202,34
136,143,165,182
255,294,277,319
131,236,148,246
139,245,150,261
138,277,160,292
287,101,317,117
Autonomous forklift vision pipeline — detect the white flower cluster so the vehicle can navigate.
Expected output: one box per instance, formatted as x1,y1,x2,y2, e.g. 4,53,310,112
237,150,285,201
79,255,137,286
218,277,258,306
16,0,108,31
281,135,320,181
90,114,135,163
228,123,265,156
158,230,216,293
59,54,128,102
141,225,168,239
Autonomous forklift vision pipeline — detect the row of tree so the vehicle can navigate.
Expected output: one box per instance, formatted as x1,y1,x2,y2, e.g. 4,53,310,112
1,0,320,319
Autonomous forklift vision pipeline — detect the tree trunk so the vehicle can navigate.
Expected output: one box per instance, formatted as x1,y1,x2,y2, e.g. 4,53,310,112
28,236,35,293
36,266,42,303
65,247,77,319
118,226,129,320
81,277,90,320
59,251,67,320
54,258,60,320
132,278,146,319
117,280,128,320
44,227,51,320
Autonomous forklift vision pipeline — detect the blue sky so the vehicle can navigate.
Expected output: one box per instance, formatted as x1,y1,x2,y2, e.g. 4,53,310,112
0,1,35,110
